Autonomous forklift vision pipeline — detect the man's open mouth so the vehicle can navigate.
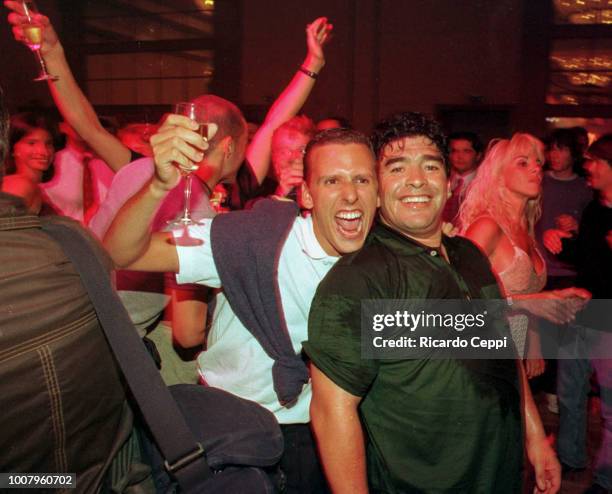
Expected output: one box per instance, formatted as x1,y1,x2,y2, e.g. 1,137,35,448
335,210,364,238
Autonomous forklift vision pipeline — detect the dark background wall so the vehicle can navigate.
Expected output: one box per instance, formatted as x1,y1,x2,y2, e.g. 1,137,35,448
240,0,526,138
0,0,566,141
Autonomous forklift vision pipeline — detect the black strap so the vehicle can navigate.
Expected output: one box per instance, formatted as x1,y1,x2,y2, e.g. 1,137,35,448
42,221,212,490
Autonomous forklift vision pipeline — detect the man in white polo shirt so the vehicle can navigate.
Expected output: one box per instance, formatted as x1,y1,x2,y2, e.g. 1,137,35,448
104,125,378,493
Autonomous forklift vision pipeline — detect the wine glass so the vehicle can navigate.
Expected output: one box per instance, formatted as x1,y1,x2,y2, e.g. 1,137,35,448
168,102,211,228
20,0,58,81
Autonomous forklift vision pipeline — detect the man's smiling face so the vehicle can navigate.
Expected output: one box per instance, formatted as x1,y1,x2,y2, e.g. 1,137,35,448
378,135,448,247
301,142,378,256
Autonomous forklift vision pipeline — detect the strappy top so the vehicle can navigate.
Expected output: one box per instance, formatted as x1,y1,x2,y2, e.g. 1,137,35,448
496,228,546,296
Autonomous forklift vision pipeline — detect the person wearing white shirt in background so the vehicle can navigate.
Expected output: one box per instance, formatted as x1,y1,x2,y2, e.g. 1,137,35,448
42,122,114,224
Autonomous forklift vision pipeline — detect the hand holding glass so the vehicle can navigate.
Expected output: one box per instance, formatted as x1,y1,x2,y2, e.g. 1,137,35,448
20,1,57,81
168,102,212,227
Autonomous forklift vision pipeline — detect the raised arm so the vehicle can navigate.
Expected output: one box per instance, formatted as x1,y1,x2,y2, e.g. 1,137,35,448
6,0,131,171
103,115,208,270
245,17,332,184
310,365,368,494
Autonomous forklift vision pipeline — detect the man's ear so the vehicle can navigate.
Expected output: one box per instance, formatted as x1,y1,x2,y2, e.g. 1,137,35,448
221,136,234,159
301,181,313,210
447,179,452,199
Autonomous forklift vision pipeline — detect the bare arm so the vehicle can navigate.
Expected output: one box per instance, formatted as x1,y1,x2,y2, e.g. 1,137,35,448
465,217,590,323
166,287,209,348
520,362,561,493
463,216,502,259
6,1,131,171
245,17,332,184
524,318,545,379
310,365,368,494
103,178,178,271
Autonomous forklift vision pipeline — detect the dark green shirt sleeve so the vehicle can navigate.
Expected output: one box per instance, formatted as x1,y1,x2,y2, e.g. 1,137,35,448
303,263,379,397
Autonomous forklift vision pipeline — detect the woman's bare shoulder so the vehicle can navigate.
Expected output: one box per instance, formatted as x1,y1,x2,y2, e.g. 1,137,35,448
463,216,503,256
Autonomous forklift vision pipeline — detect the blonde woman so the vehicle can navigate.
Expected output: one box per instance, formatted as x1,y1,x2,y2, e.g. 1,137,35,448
460,133,589,377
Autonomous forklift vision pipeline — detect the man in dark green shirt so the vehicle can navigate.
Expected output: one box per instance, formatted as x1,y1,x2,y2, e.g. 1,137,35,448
304,112,561,493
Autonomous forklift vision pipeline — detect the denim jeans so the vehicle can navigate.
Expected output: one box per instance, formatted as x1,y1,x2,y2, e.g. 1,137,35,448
557,324,612,489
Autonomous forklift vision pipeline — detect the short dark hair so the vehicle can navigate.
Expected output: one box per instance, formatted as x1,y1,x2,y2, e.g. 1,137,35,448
370,112,449,174
448,131,483,154
303,128,374,183
6,111,61,183
190,94,247,149
547,128,584,173
0,87,9,181
587,134,612,165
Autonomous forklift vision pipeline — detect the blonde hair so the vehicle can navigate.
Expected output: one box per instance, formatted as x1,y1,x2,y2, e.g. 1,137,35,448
459,133,544,237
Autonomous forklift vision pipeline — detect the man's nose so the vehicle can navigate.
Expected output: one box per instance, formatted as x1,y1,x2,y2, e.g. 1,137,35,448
405,166,425,187
341,181,358,203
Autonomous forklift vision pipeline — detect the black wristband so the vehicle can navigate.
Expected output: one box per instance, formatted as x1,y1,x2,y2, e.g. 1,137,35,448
298,66,318,79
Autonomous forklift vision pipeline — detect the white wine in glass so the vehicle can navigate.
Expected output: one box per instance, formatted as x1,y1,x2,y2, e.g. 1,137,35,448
168,102,212,228
20,1,58,81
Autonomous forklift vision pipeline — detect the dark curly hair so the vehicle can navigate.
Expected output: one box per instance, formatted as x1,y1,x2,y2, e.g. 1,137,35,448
370,112,449,174
304,128,374,182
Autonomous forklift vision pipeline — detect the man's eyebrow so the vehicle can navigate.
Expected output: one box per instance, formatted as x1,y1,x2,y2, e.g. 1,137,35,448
382,154,444,166
382,156,406,167
316,173,338,183
421,154,444,163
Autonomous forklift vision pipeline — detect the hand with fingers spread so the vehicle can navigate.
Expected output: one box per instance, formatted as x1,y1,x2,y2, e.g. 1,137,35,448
149,114,217,192
5,0,59,56
304,16,333,72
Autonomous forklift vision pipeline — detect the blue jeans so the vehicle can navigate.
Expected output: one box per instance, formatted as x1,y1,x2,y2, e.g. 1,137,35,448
557,325,612,489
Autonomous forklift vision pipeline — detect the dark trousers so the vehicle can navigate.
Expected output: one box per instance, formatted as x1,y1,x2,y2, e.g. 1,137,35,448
280,423,329,494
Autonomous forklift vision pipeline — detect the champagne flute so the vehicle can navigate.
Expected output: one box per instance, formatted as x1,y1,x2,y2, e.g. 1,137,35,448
168,102,211,227
20,0,58,81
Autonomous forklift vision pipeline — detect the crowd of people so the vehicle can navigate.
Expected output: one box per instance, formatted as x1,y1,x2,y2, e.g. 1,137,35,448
1,2,611,494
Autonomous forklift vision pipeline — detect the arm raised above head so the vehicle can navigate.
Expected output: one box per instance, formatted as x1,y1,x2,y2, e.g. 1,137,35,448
6,1,131,171
246,17,333,184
